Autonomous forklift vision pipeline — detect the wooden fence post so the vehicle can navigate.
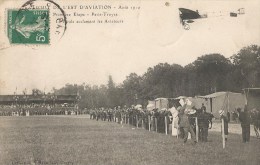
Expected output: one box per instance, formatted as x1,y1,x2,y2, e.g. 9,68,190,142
155,118,158,133
165,116,168,135
148,115,151,131
136,115,138,128
222,118,225,149
195,117,199,142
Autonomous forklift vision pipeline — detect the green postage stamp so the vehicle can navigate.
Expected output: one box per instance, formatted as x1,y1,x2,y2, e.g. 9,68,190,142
7,9,49,44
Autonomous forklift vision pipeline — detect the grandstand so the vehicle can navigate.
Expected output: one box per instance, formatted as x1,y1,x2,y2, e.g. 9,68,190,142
0,94,80,116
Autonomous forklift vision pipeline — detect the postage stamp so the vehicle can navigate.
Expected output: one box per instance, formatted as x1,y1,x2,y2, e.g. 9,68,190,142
7,9,49,44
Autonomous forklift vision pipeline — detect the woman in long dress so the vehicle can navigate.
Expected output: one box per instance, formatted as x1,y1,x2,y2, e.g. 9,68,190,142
170,107,179,137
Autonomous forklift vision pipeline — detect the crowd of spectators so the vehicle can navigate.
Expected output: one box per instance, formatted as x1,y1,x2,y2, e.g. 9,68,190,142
0,103,79,116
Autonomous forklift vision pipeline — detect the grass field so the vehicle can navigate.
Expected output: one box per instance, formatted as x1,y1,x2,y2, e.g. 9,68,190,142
0,116,259,165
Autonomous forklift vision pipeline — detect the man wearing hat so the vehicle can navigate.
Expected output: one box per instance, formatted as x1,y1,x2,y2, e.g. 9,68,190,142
177,106,185,139
219,110,228,141
179,109,196,145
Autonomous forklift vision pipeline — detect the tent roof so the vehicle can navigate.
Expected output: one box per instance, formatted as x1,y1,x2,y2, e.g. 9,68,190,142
168,96,187,100
199,92,226,98
198,91,242,99
243,88,260,90
175,96,187,100
155,98,168,101
243,88,260,93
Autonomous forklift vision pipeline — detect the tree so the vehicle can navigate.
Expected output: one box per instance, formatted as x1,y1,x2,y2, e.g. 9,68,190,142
231,45,260,88
51,44,259,109
107,75,117,107
192,54,231,94
184,63,197,96
122,73,142,106
141,63,184,99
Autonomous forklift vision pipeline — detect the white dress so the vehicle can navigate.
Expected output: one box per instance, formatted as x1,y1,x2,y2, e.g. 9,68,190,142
170,107,179,136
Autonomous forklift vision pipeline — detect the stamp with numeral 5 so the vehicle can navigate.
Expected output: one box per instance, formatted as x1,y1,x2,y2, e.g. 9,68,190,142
7,9,49,44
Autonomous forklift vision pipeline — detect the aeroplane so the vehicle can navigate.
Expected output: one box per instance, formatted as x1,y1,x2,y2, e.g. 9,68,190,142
179,8,245,30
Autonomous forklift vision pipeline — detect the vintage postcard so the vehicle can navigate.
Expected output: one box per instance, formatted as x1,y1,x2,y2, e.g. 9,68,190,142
0,0,260,164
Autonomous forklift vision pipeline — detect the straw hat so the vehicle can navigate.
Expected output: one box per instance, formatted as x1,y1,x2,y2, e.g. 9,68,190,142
219,110,224,116
188,109,196,115
184,109,196,115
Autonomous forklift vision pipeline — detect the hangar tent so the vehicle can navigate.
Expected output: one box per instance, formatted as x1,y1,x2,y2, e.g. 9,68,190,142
188,97,205,110
168,96,202,109
146,100,155,111
198,92,245,118
243,88,260,110
168,96,188,108
154,98,169,110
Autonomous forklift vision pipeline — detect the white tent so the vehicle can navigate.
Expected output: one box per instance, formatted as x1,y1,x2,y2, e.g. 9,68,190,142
198,91,245,118
147,104,155,111
154,98,168,110
146,100,155,111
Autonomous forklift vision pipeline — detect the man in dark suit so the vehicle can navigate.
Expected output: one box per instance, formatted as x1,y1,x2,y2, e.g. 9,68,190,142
238,106,251,143
198,108,212,142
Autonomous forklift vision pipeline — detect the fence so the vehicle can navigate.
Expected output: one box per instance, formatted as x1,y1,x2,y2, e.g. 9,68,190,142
92,112,199,142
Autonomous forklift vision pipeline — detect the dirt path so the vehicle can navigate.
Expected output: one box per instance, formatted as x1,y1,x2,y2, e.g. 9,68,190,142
209,121,257,137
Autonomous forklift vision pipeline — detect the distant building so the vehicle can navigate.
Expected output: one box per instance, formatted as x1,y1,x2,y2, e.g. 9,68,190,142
0,94,78,106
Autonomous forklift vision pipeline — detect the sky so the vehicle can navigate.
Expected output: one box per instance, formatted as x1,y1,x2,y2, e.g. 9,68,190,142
0,0,260,94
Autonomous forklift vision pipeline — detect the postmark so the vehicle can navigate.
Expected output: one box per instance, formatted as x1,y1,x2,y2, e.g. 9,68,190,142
7,9,50,44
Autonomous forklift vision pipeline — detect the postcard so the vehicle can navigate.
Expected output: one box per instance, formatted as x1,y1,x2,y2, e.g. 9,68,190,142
0,0,259,164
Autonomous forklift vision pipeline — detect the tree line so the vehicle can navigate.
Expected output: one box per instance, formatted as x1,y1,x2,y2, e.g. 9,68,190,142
52,45,260,108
